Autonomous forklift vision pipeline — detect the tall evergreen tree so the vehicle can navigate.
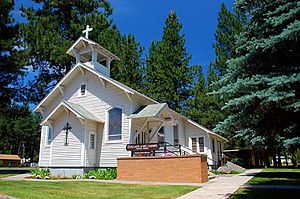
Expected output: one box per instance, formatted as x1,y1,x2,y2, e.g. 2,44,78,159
112,34,144,92
186,66,206,124
0,0,25,107
0,105,40,161
144,11,193,113
213,0,300,165
212,3,245,76
20,0,144,103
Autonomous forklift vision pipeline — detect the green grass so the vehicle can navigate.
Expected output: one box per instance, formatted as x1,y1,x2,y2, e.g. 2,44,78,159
231,188,299,199
232,168,300,199
0,180,199,199
246,168,300,186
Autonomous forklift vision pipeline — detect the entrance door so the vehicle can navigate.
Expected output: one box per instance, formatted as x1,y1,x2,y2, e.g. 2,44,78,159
88,131,96,166
135,131,149,144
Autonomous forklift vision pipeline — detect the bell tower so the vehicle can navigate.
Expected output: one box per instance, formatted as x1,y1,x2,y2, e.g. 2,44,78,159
66,25,119,77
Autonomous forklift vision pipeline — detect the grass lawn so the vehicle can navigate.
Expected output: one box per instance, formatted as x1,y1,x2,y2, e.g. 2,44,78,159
0,180,199,199
246,168,300,186
231,168,300,199
231,188,299,199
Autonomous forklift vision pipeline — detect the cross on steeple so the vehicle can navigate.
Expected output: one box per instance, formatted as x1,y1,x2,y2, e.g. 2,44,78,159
82,25,93,39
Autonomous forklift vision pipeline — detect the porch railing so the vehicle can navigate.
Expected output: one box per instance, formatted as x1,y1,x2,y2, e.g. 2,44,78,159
126,142,192,157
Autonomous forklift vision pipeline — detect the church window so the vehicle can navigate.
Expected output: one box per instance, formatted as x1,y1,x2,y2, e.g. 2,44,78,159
173,125,179,146
108,107,122,141
80,84,86,96
89,133,95,149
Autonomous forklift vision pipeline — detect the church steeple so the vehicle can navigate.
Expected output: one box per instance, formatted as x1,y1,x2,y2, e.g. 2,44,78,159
66,25,119,77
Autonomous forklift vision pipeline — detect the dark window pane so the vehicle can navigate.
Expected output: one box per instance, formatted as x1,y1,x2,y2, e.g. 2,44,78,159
108,108,122,140
158,126,165,143
199,137,204,152
173,125,179,145
81,84,86,95
192,138,197,152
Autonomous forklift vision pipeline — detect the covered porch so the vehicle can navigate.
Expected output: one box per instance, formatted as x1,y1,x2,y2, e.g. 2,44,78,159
128,103,193,157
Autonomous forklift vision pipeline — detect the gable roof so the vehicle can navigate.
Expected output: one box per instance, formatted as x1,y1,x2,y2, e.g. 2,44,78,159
34,62,157,112
40,100,103,125
170,110,228,142
129,103,167,119
66,37,120,61
34,62,226,142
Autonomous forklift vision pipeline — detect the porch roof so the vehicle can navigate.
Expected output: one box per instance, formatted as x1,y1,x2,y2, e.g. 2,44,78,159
129,103,167,119
63,101,101,122
41,100,103,125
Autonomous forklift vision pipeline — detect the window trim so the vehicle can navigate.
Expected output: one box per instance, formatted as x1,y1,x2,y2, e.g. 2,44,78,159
173,125,179,146
44,124,53,147
189,136,205,153
105,106,123,143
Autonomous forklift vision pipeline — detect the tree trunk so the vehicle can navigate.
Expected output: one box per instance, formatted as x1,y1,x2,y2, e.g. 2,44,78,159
278,150,282,167
284,152,288,167
273,152,277,167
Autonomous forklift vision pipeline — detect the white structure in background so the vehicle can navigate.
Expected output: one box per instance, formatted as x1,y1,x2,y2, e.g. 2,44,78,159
34,25,227,176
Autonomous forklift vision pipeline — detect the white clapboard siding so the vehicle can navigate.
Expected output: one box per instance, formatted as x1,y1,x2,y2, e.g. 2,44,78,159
51,112,84,166
39,126,50,166
63,70,132,167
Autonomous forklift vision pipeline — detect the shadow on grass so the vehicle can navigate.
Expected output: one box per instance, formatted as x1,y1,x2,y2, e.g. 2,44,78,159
247,171,300,186
231,188,300,199
0,169,29,175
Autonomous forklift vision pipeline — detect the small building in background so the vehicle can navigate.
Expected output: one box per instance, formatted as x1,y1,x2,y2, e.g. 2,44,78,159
0,154,21,167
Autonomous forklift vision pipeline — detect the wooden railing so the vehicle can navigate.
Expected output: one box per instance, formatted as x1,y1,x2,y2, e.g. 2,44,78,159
126,142,192,157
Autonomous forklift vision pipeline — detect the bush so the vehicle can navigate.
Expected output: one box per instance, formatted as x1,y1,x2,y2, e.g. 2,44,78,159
84,168,117,180
30,168,50,179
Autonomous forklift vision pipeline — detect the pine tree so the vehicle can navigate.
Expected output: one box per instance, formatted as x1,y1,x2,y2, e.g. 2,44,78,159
213,0,300,164
20,0,144,103
0,105,40,161
201,65,224,130
0,0,25,107
185,66,206,124
144,11,193,113
112,34,144,92
212,3,245,76
202,3,245,141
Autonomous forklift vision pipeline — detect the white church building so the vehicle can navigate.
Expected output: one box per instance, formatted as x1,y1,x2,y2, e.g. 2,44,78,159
34,26,227,176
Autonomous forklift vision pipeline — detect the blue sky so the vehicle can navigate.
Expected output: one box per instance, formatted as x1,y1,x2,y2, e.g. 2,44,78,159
13,0,235,77
109,0,235,76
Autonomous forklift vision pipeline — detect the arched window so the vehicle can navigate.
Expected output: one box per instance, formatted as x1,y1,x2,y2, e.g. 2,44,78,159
108,107,122,141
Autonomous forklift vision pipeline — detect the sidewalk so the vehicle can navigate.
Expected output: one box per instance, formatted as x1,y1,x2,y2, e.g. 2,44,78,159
177,169,262,199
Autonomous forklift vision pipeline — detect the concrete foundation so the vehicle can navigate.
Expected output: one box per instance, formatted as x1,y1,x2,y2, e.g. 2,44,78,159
49,168,92,177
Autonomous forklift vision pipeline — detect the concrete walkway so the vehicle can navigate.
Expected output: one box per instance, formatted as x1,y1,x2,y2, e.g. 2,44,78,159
1,174,203,186
1,173,31,181
177,169,262,199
